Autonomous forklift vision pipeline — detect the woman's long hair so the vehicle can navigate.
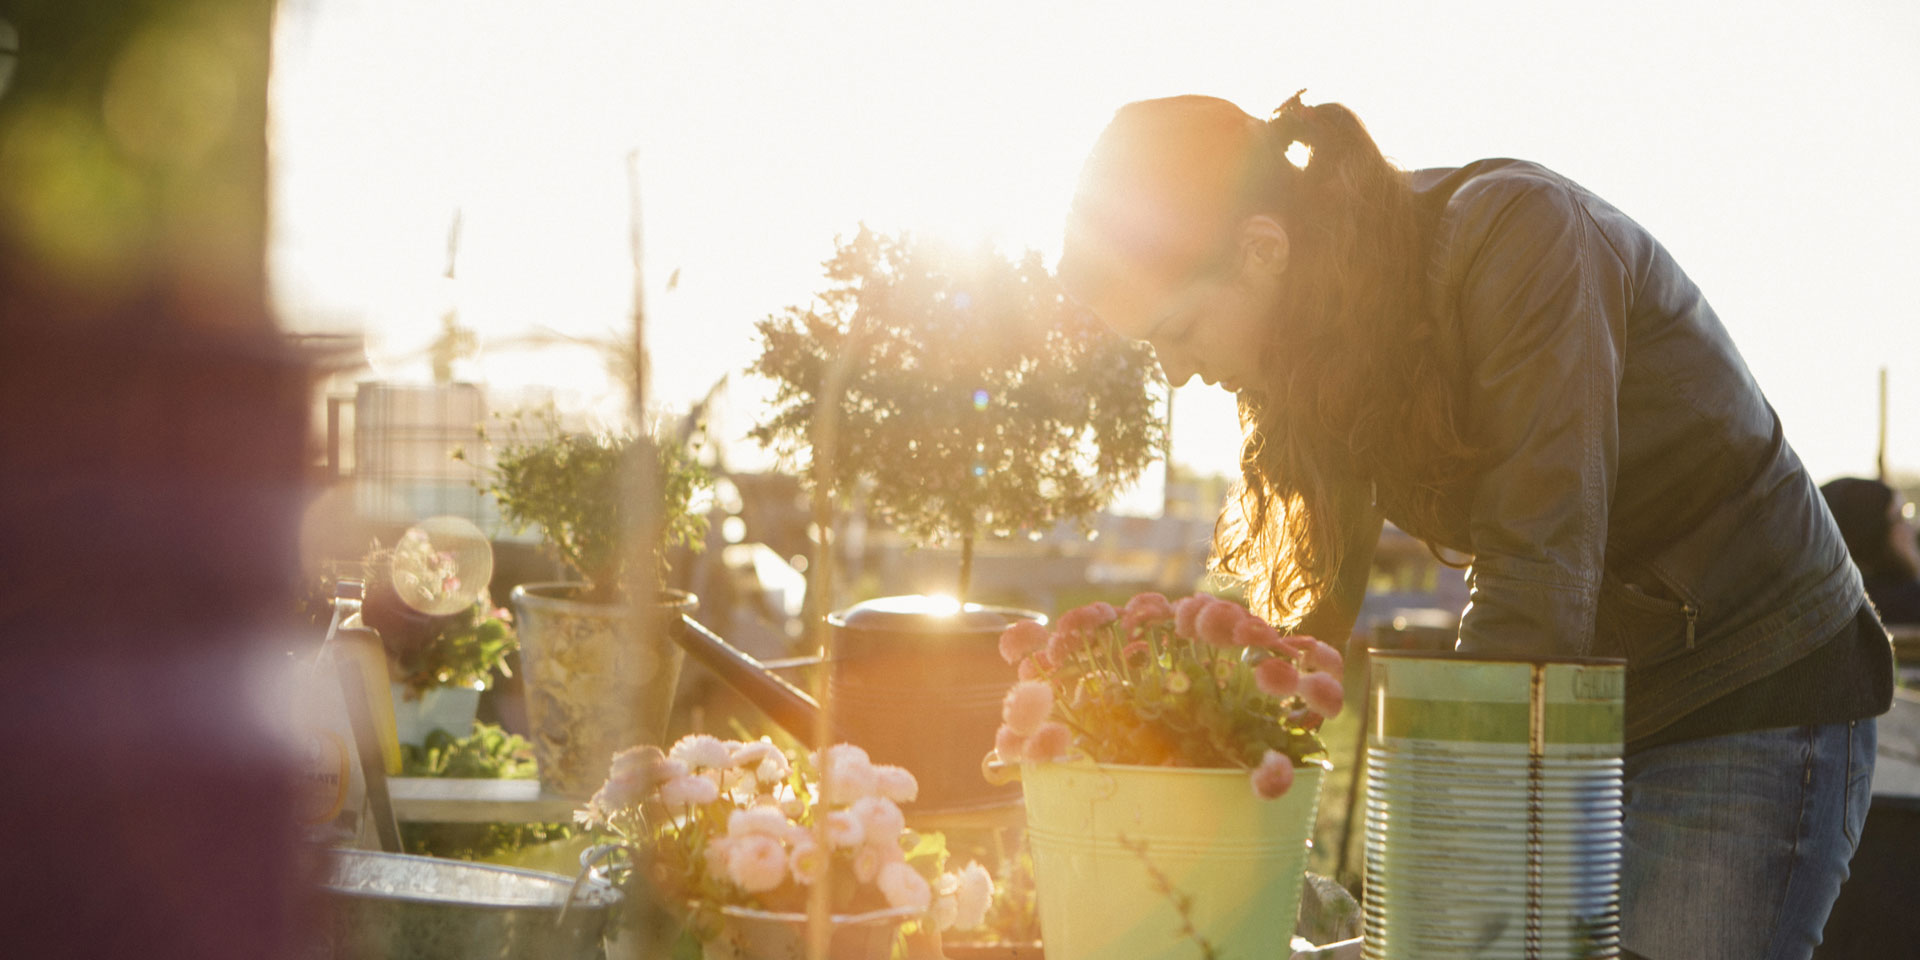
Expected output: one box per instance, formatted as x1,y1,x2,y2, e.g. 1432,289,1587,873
1063,93,1476,625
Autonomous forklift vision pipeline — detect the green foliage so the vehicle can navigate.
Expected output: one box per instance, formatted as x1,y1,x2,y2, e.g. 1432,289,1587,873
749,226,1163,591
397,723,575,861
476,407,711,603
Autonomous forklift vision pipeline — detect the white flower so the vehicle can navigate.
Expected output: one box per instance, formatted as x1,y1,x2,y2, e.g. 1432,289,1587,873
851,796,906,845
788,836,827,885
824,809,866,849
703,836,733,879
873,764,919,804
658,774,719,808
852,839,901,883
954,861,994,930
732,738,790,784
670,734,733,771
818,743,877,804
931,894,960,931
727,806,793,840
876,861,932,913
726,833,789,893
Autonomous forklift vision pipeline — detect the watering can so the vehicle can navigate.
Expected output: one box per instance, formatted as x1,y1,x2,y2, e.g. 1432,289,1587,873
670,595,1042,815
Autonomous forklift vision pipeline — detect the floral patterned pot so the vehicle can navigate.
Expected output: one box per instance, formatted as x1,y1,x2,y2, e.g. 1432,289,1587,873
508,584,695,798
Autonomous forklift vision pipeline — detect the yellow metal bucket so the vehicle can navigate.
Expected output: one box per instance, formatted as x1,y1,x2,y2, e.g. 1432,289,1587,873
1022,758,1323,960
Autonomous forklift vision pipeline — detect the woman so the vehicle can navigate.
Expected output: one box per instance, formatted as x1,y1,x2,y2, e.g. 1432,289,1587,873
1058,93,1893,960
1821,476,1920,623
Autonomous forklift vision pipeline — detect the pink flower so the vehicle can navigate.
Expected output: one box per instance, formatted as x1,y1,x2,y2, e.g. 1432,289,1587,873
1045,629,1084,664
1173,595,1212,638
1251,749,1295,799
1022,721,1073,762
658,774,719,808
851,795,906,844
1254,656,1299,699
853,838,903,883
873,764,919,803
1001,680,1054,736
1197,600,1248,647
1299,671,1344,718
1232,618,1281,650
1122,591,1175,625
1120,639,1151,661
669,734,732,771
789,837,827,885
818,743,877,804
731,739,790,783
1017,655,1045,681
877,861,933,912
1299,638,1344,675
1289,707,1326,732
727,806,792,839
954,861,994,930
726,833,790,893
994,723,1028,761
1059,601,1119,634
824,809,866,849
998,619,1049,665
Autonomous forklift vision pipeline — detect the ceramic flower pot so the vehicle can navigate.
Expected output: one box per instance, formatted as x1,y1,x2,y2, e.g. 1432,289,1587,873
1020,758,1324,960
389,683,481,746
695,904,922,960
508,584,695,798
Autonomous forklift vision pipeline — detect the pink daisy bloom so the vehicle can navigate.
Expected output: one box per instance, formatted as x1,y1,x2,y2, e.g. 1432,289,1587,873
1173,594,1213,637
997,619,1049,665
1001,680,1054,736
1232,618,1281,650
994,723,1028,761
1059,601,1119,634
1197,600,1248,647
1251,749,1295,800
1022,721,1073,762
726,833,789,893
1299,671,1344,718
1254,656,1299,699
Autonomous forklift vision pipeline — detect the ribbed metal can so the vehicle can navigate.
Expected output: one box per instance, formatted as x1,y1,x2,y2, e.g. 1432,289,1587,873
1363,651,1625,960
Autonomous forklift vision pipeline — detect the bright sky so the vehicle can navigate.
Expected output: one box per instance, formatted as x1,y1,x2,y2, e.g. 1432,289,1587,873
270,0,1920,486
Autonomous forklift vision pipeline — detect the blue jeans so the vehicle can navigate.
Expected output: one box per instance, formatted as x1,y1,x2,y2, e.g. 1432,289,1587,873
1620,720,1877,960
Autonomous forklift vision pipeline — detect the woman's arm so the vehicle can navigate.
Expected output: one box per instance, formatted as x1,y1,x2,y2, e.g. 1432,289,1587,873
1446,173,1631,658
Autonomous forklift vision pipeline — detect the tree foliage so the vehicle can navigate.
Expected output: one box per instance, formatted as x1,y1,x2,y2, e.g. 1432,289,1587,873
749,226,1163,592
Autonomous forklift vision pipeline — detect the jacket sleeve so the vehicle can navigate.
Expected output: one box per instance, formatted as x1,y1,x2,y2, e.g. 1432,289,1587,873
1449,176,1630,659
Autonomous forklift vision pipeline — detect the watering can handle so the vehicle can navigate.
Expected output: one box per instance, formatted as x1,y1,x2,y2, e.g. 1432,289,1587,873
981,749,1021,785
670,613,821,739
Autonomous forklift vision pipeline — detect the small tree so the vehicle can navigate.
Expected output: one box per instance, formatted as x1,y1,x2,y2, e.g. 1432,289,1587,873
474,408,711,605
750,226,1163,600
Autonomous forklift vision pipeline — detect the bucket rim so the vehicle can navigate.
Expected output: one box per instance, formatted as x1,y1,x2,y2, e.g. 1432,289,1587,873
1367,649,1626,667
322,849,623,910
1021,754,1332,780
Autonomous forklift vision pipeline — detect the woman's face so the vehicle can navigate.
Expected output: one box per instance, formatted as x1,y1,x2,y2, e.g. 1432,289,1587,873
1067,217,1288,395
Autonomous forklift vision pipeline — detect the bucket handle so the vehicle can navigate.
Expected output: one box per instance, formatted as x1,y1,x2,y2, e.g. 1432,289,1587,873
557,842,625,926
981,749,1020,785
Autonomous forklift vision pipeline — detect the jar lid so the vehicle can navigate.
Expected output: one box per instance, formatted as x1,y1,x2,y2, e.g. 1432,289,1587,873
830,595,1044,634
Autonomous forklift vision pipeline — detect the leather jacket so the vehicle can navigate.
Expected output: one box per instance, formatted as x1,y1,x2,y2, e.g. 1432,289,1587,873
1399,159,1865,742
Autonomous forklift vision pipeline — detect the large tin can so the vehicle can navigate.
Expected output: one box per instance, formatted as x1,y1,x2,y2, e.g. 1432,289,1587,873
1363,651,1625,959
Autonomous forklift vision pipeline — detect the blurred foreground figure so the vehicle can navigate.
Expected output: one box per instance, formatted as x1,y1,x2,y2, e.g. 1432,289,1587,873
1821,477,1920,623
1060,92,1894,960
0,3,307,957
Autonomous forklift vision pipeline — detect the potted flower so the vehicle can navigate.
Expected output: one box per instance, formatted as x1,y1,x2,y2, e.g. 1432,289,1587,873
742,227,1163,812
359,530,517,747
476,408,713,798
988,591,1345,960
577,733,996,960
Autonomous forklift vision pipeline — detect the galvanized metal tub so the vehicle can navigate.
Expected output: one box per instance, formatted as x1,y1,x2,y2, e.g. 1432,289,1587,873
1363,651,1624,960
318,849,621,960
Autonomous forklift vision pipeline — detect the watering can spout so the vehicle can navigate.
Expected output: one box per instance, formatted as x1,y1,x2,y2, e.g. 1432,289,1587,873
669,613,821,739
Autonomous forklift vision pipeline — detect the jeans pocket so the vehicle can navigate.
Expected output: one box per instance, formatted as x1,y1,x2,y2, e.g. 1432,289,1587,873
1842,719,1874,848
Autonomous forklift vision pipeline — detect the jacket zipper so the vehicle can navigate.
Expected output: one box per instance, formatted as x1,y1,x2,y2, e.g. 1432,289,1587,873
1682,602,1698,649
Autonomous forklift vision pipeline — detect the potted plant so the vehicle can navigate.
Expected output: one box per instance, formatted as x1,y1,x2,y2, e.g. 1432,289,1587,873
988,591,1346,960
741,226,1163,812
576,733,996,960
477,408,713,798
359,531,517,747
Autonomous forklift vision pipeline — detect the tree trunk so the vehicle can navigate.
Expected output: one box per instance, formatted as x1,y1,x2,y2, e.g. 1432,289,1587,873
958,533,975,603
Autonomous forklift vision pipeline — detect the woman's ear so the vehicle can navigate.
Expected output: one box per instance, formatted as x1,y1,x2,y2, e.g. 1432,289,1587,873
1238,215,1290,278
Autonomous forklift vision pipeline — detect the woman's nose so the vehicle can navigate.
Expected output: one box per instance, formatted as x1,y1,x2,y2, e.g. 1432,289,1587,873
1155,349,1196,388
